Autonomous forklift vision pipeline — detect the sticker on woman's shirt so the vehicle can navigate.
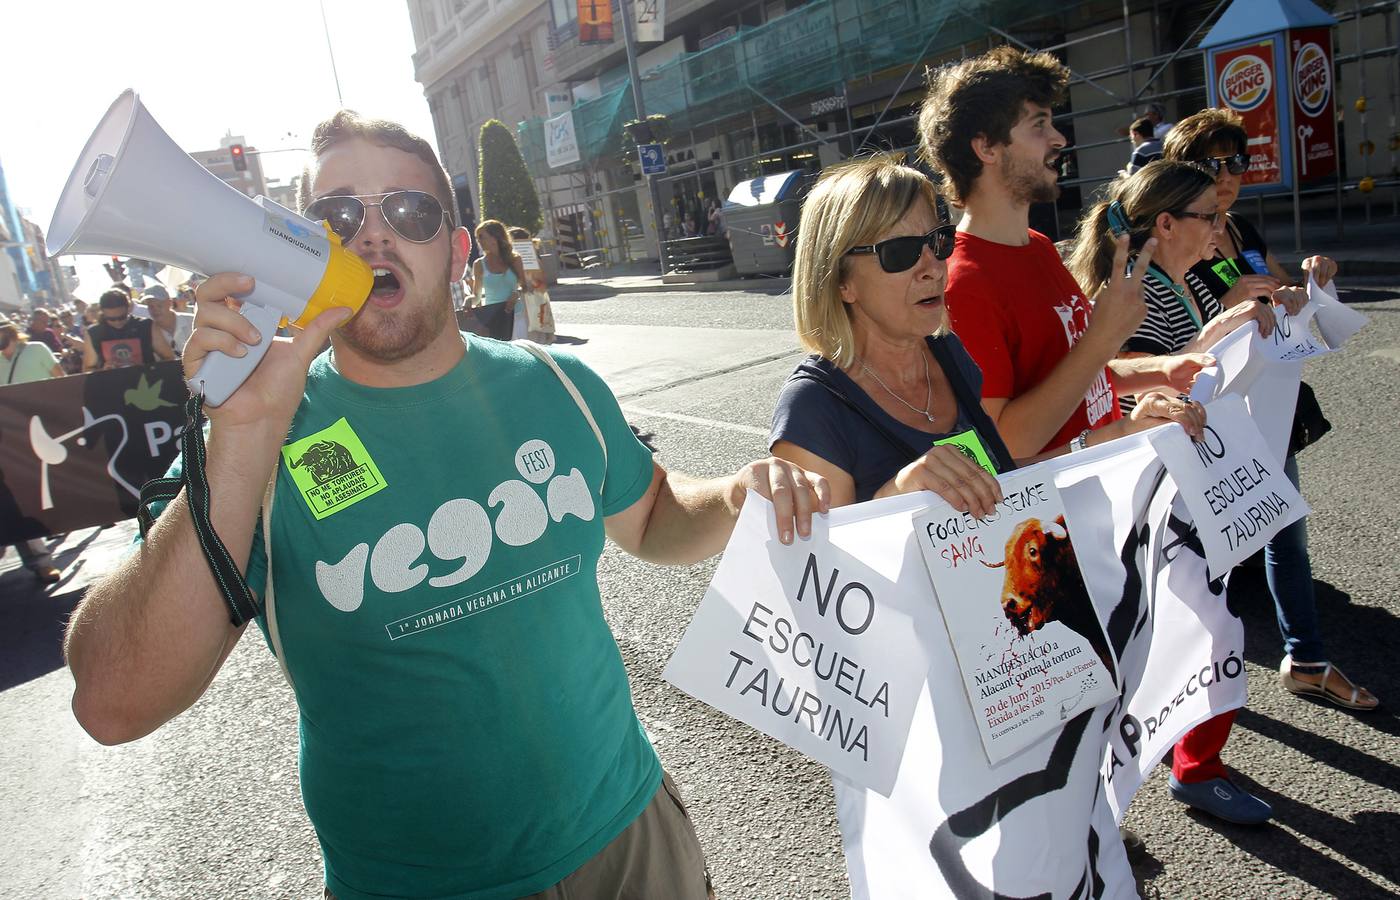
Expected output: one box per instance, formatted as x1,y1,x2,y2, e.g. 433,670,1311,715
933,429,998,475
281,418,388,519
1242,250,1268,275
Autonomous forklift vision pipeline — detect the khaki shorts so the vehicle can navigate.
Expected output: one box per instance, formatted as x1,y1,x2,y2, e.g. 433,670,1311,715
326,770,714,900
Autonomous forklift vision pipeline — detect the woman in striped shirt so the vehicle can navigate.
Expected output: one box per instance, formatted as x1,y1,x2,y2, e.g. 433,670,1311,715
1066,160,1275,413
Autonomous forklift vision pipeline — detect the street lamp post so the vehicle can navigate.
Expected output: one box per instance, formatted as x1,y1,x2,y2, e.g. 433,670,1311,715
619,0,667,271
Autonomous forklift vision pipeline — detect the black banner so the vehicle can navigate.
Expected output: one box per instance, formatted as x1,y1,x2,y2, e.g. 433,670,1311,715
1,362,188,543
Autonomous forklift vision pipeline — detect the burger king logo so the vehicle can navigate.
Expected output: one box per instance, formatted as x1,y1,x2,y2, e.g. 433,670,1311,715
1293,42,1331,116
1220,54,1272,112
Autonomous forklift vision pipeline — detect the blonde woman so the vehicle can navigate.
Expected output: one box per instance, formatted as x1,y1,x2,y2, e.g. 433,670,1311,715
768,157,1194,512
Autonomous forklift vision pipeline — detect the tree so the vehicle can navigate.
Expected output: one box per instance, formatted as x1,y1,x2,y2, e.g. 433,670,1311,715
478,119,543,235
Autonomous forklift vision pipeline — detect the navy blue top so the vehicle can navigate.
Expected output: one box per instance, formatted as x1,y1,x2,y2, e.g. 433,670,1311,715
770,334,999,502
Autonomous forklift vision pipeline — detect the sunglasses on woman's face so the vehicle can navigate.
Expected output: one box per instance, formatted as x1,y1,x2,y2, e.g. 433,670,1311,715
1197,152,1250,177
304,190,449,244
845,225,956,273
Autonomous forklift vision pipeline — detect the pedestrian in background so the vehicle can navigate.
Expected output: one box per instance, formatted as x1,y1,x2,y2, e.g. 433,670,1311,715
83,287,173,371
1124,116,1162,174
140,284,194,357
1,310,63,585
28,308,63,353
471,218,525,341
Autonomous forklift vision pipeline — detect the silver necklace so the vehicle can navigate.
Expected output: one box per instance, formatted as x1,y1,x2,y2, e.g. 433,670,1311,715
860,350,935,423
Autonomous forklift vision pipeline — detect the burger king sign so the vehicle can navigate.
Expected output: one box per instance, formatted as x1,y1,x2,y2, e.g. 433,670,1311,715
1208,38,1284,187
1293,42,1331,116
1220,54,1273,112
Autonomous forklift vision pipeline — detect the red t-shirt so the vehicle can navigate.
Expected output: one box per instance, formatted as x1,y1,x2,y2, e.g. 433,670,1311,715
946,229,1121,454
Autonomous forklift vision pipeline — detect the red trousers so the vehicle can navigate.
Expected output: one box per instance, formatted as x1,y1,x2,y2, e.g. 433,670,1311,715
1172,709,1236,783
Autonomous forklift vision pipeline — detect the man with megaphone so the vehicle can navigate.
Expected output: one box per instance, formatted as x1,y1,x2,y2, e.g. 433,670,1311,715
64,110,830,900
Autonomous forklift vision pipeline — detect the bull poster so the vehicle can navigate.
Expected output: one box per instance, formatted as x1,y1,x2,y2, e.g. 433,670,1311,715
0,362,188,544
663,492,936,796
913,471,1117,765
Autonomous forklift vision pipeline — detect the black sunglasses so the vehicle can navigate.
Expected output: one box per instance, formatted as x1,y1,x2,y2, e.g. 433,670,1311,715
846,226,956,273
304,190,450,244
1196,152,1250,177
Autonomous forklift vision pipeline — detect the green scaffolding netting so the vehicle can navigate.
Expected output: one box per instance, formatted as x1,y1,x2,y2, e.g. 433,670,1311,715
518,0,1074,171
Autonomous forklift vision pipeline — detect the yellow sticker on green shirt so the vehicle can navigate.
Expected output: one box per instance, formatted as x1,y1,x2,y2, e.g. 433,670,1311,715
933,429,998,476
281,417,388,519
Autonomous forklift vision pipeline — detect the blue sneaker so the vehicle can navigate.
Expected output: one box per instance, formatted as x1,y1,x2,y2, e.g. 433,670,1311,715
1168,774,1272,825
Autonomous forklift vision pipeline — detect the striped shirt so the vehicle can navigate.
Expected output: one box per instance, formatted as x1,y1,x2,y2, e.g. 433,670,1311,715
1119,267,1220,413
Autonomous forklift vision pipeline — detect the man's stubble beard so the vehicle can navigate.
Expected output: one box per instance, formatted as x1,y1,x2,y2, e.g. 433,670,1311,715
1001,151,1061,206
337,261,456,363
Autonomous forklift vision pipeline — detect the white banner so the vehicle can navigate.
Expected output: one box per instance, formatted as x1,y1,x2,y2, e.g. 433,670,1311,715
635,0,666,43
672,280,1367,897
544,112,580,169
664,494,936,796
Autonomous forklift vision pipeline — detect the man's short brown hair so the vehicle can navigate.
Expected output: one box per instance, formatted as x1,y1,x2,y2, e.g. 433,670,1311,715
918,45,1070,205
1162,108,1249,162
298,110,456,228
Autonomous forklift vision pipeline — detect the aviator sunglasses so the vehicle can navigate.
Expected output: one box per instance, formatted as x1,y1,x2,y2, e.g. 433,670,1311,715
845,225,956,273
304,190,450,244
1196,152,1250,177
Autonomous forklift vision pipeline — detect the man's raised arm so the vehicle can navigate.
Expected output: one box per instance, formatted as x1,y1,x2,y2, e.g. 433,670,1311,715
64,274,350,744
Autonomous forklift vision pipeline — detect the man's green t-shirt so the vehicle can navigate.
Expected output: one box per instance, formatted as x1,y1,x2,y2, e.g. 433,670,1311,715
4,340,59,384
151,337,660,899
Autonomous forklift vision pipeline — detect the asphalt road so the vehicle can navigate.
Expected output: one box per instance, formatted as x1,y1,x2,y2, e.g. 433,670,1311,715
3,280,1398,899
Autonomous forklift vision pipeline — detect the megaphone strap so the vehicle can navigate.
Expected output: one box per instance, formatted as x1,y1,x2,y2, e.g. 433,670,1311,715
137,394,261,627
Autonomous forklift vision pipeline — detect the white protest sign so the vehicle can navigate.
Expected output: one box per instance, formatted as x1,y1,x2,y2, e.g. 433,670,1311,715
663,492,934,796
511,239,541,271
1190,319,1300,464
912,470,1117,765
1148,393,1309,579
1263,301,1332,362
1309,275,1368,349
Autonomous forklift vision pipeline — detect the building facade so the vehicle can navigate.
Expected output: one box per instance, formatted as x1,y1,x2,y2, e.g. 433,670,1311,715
409,0,1400,266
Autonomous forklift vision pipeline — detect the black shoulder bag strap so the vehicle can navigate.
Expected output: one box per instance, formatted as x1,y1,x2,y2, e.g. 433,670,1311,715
6,344,24,385
788,368,923,465
927,336,1018,473
135,393,261,626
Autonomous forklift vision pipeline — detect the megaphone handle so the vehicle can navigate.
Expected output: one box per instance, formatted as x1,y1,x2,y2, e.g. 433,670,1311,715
187,302,286,407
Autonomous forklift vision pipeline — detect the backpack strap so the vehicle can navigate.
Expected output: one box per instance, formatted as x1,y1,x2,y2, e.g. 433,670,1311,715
260,473,296,691
514,340,607,486
788,368,923,464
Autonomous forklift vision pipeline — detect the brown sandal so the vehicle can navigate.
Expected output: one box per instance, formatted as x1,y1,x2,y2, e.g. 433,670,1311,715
1279,657,1379,711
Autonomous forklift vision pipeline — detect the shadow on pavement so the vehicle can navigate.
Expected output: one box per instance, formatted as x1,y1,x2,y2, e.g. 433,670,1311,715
1337,286,1400,304
0,569,79,692
548,286,618,302
1235,706,1400,795
1220,785,1400,899
551,334,590,346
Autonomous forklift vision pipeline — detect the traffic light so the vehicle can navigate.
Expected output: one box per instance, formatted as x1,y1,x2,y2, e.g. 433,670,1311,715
230,144,247,172
103,255,127,283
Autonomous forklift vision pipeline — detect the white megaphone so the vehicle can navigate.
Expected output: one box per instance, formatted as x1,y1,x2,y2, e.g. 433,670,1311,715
47,90,371,406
